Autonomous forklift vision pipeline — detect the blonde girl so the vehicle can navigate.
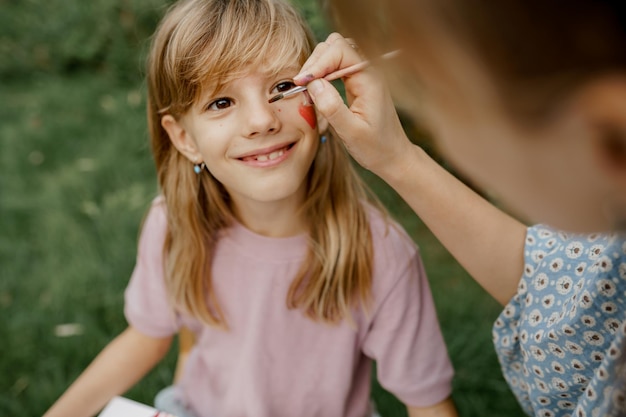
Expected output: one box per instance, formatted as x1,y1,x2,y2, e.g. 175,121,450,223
43,1,456,416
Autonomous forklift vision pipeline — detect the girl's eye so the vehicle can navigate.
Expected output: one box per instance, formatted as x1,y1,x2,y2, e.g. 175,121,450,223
272,81,297,94
207,98,232,111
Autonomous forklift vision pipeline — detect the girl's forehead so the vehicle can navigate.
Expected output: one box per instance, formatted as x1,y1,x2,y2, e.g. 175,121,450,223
203,64,301,91
246,63,301,78
247,57,302,78
192,35,308,96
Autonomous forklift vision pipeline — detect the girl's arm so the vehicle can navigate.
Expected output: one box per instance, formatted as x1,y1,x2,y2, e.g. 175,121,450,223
173,327,196,382
407,397,458,417
297,34,526,305
43,326,173,417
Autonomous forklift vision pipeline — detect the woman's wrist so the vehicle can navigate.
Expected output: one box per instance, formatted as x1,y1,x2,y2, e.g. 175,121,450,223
372,141,429,192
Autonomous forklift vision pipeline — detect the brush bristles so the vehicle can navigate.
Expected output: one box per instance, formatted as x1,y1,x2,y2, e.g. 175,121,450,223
268,94,284,103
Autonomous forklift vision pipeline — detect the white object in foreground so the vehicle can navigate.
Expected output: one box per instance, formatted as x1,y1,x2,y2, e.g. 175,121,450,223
99,396,177,417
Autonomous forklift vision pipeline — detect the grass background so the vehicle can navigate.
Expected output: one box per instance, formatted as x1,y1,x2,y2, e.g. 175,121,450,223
0,0,524,416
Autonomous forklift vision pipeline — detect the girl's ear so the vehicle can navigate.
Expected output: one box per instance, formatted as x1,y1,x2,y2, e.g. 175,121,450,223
161,114,202,162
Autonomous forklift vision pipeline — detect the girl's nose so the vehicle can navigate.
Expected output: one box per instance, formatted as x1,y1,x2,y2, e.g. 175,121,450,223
243,99,281,138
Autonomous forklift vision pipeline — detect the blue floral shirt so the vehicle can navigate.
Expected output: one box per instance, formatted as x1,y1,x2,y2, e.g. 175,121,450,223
493,225,626,417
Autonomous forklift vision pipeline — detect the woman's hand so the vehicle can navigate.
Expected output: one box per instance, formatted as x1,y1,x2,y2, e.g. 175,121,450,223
295,33,412,178
297,36,525,306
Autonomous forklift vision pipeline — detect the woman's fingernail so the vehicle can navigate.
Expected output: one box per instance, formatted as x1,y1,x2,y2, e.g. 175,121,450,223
295,73,315,84
307,79,324,95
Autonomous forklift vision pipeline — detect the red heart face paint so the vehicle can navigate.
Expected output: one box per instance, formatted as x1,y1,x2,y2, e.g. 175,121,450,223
298,103,317,130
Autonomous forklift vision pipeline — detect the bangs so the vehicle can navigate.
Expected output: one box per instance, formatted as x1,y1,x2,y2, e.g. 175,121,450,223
165,0,314,105
200,27,311,98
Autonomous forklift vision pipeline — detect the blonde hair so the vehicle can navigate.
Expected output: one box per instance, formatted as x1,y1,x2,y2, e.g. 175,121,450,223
146,0,379,326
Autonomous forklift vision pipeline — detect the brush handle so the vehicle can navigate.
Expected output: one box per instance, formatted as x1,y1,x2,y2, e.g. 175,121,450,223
269,50,400,102
324,50,400,81
323,60,370,81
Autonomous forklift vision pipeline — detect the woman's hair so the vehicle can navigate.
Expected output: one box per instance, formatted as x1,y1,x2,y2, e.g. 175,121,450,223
329,0,626,123
146,0,377,327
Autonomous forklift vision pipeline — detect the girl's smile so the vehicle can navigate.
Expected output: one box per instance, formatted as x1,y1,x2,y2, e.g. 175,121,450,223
234,140,297,167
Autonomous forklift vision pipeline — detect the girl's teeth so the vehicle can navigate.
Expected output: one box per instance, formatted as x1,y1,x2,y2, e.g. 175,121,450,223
253,149,284,162
268,150,283,160
242,147,287,162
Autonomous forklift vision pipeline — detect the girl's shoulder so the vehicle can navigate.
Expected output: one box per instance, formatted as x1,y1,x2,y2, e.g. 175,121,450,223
147,194,167,213
149,194,167,212
144,195,168,224
136,195,169,248
363,202,420,262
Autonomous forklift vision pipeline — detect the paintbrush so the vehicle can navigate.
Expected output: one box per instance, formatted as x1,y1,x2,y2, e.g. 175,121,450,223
268,50,400,103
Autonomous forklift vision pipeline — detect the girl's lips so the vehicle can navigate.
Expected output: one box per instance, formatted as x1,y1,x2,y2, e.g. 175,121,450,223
237,142,296,167
235,141,295,160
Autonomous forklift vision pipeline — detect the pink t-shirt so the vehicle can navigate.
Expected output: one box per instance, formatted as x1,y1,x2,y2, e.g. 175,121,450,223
125,198,453,417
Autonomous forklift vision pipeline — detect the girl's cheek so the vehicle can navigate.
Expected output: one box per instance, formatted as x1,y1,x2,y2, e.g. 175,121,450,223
298,103,317,130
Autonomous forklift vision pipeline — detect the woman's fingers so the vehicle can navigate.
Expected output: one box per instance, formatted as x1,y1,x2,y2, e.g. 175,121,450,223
306,78,367,141
297,33,412,174
295,33,363,85
306,67,409,173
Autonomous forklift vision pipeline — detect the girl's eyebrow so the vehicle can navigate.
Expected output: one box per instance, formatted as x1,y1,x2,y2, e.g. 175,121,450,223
270,65,301,78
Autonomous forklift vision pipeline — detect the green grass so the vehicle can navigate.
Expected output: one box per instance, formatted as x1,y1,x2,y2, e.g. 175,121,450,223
0,73,524,417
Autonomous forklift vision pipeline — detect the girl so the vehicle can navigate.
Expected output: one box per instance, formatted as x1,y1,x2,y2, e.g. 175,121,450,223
291,2,626,416
43,1,457,417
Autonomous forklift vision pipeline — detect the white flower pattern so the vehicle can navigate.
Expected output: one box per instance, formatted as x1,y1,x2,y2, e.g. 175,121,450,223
493,225,626,416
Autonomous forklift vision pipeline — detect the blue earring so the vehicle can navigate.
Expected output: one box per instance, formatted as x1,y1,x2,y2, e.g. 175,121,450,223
194,162,205,174
320,135,327,143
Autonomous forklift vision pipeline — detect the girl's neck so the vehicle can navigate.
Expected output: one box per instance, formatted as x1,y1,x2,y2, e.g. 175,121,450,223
230,190,308,238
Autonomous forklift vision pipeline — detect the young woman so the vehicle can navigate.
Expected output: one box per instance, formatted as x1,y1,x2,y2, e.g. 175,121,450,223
293,2,626,415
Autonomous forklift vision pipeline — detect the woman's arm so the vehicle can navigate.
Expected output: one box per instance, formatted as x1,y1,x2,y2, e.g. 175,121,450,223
43,326,173,417
407,397,458,417
297,33,526,305
383,144,526,305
